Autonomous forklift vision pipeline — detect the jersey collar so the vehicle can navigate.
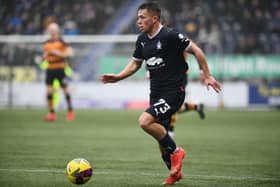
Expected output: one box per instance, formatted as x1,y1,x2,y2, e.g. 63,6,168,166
147,24,163,39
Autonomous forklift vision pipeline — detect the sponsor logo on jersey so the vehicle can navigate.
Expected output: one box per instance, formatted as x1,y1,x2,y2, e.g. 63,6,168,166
146,57,165,69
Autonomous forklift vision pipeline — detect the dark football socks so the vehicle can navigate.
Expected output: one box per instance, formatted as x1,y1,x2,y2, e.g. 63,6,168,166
47,94,54,113
159,134,176,154
162,153,171,170
65,93,73,111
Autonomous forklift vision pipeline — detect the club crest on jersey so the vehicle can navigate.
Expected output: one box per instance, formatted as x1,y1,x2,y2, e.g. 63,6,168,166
156,40,162,50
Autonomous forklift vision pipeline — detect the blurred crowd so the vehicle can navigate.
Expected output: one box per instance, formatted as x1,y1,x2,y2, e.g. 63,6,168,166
1,0,279,54
124,0,280,54
165,0,280,54
0,0,125,35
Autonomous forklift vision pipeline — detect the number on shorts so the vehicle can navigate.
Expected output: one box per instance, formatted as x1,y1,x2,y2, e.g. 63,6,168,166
153,99,171,115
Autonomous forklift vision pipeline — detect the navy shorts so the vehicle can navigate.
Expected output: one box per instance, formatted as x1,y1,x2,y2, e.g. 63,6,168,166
145,89,185,130
46,69,67,87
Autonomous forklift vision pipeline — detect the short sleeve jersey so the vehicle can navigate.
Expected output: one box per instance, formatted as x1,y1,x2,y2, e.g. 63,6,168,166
43,38,69,69
133,26,191,94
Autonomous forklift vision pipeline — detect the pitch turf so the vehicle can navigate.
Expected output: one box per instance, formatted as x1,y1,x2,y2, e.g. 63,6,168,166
0,109,279,187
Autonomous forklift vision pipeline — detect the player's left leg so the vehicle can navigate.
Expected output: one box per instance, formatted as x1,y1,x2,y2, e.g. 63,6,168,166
178,102,205,119
59,69,74,121
168,114,177,138
62,85,74,121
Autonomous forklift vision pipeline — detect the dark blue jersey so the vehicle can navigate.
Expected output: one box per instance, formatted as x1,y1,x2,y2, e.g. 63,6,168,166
133,26,191,94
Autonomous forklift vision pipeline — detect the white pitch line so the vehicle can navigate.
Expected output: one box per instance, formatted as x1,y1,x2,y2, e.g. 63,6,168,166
0,168,63,174
0,168,279,182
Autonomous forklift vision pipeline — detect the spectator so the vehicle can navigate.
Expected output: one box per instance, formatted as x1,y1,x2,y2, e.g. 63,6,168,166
1,0,279,54
63,15,80,35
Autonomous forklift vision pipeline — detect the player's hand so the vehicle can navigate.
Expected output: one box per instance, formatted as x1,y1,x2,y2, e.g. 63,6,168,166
50,49,62,56
101,74,120,83
204,75,221,93
199,71,205,84
34,55,43,65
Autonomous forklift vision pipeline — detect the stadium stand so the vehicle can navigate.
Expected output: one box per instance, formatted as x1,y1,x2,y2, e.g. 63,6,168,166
0,0,127,35
123,0,280,54
1,0,279,54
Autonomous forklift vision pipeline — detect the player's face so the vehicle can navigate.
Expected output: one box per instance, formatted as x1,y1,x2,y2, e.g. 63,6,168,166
48,25,60,40
50,30,59,40
137,9,157,33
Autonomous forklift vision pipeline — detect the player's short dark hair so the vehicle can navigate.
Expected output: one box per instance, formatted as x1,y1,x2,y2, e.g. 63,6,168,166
138,2,161,20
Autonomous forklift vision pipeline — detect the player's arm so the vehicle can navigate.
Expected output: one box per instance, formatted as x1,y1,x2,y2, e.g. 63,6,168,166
64,46,74,58
101,59,142,83
187,41,221,93
187,42,210,77
49,46,74,58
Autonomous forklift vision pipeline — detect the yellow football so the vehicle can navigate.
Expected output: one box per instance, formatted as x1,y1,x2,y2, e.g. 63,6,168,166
66,158,93,185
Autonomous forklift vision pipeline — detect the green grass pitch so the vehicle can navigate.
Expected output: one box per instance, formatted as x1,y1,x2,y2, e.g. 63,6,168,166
0,109,279,187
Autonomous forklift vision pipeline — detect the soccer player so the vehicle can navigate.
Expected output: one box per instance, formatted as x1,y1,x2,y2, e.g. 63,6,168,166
102,2,221,185
43,23,74,122
37,60,74,109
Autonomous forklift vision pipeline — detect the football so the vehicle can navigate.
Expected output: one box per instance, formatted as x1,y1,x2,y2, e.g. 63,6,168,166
66,158,93,185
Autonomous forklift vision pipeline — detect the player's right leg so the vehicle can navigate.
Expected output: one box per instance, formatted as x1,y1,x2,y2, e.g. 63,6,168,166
45,85,56,121
162,170,183,185
44,69,56,121
140,95,186,184
159,145,183,185
138,112,167,140
138,112,185,177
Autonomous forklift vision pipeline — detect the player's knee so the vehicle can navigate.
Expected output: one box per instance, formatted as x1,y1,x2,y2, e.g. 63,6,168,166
138,113,153,130
47,85,54,94
47,94,52,100
138,117,148,130
65,93,71,100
